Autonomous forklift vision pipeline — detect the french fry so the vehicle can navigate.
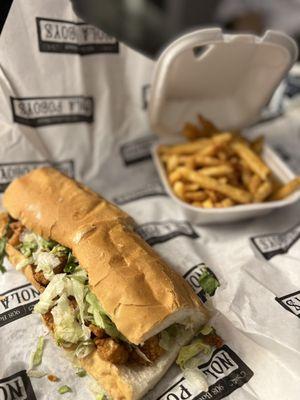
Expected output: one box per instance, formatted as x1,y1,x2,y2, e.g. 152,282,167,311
213,191,226,202
184,183,201,191
202,199,214,208
184,191,207,201
220,198,234,207
200,165,234,177
241,172,250,189
270,176,282,193
231,141,270,180
197,115,217,131
229,156,239,164
251,135,264,154
160,154,169,163
192,201,204,207
177,155,189,164
160,139,210,155
270,177,300,200
166,155,179,173
212,132,233,145
184,157,196,169
227,174,240,187
194,156,223,167
182,123,202,140
180,168,252,204
217,151,228,161
197,115,218,136
158,145,172,155
199,143,220,157
206,190,218,202
168,167,185,184
254,180,273,202
218,177,228,184
248,174,262,195
215,198,234,208
173,181,185,199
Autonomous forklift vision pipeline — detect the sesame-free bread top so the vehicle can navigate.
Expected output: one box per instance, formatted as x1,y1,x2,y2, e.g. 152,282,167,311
3,168,207,344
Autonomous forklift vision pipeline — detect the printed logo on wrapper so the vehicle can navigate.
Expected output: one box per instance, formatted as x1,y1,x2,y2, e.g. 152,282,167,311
156,346,253,400
0,284,39,328
0,370,37,400
120,135,157,165
136,221,199,246
275,290,300,318
113,181,167,205
36,17,119,55
0,160,74,192
11,96,94,127
184,263,207,303
250,222,300,260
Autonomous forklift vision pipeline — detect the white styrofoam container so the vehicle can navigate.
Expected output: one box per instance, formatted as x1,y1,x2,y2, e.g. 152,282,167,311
148,28,299,224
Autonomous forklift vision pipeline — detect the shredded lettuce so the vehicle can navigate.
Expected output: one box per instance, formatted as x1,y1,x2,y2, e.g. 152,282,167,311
70,266,88,284
198,267,220,297
18,231,38,260
96,393,106,400
176,338,212,369
34,274,66,314
199,325,214,336
38,237,57,251
58,385,72,394
20,231,56,253
19,231,59,276
29,231,124,350
27,336,46,379
64,253,78,274
0,224,9,273
66,277,85,319
16,257,33,271
52,293,89,344
33,251,60,280
32,336,45,367
182,367,208,392
75,340,95,359
19,231,37,246
85,291,122,340
75,368,87,377
51,244,69,257
66,277,90,339
19,241,38,258
26,369,47,378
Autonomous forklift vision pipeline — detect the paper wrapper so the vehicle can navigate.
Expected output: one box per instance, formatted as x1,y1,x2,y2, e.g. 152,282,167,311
1,1,300,399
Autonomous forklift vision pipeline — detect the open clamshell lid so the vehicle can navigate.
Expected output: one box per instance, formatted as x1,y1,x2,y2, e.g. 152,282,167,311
149,28,298,135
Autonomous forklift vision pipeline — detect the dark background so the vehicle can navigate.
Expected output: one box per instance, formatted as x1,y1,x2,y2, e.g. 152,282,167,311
71,0,300,58
1,0,300,59
0,0,12,34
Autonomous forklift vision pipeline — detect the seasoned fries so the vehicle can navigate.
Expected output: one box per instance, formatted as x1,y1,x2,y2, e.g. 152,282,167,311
271,178,300,201
180,168,252,204
158,116,300,208
199,165,234,177
231,141,270,180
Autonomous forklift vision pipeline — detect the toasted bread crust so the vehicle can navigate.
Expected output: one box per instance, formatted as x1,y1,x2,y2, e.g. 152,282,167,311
3,168,207,345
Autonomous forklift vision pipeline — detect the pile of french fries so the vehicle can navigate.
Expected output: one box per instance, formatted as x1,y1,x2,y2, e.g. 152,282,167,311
159,116,300,208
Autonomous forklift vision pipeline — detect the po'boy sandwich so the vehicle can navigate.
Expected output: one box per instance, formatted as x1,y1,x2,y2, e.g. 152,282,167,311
0,167,209,400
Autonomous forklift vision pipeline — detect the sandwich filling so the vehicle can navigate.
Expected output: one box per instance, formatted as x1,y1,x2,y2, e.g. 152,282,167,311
2,217,196,367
